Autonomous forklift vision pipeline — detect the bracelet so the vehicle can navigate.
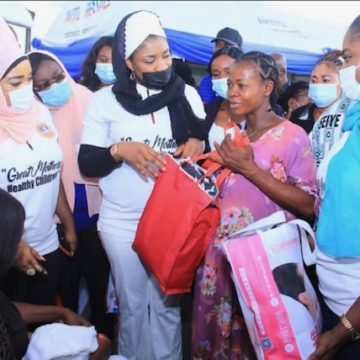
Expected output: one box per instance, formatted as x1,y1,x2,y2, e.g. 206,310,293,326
340,314,360,341
110,143,122,163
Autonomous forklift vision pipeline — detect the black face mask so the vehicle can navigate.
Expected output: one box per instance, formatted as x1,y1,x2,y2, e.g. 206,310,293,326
140,66,172,90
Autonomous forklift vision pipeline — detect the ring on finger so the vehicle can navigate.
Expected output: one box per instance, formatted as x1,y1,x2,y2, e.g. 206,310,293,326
26,268,36,276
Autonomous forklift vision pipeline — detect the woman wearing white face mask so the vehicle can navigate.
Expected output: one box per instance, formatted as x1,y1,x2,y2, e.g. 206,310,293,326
0,17,76,309
79,36,115,92
205,46,243,151
309,15,360,360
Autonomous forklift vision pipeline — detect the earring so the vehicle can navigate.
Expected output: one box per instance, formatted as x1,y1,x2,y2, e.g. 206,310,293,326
129,71,135,80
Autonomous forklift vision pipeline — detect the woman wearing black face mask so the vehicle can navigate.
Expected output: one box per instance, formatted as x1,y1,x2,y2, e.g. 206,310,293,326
78,10,207,359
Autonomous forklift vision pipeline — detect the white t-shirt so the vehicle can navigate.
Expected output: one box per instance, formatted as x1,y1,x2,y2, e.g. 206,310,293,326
310,94,354,168
0,105,62,255
81,83,206,237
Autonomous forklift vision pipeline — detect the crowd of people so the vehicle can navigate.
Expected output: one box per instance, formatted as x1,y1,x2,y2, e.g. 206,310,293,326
0,7,359,360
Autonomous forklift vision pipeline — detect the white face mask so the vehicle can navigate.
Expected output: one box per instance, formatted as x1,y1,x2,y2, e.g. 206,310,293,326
212,78,228,99
9,82,35,112
339,64,360,101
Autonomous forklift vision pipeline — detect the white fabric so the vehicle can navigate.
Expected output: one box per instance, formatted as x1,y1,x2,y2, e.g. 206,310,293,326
22,324,98,360
124,11,166,59
208,123,226,151
316,248,360,316
100,231,182,359
81,83,205,238
0,105,62,255
309,93,354,168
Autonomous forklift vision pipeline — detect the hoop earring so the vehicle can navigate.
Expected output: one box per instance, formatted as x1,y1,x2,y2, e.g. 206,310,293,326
129,71,135,80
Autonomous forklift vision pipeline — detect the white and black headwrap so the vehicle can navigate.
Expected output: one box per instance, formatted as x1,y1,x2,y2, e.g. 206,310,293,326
112,10,207,145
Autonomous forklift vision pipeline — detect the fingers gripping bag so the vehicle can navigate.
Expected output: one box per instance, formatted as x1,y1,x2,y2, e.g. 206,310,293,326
222,211,322,360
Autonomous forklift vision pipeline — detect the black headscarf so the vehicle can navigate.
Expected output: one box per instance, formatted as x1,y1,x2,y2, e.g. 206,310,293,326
111,11,207,145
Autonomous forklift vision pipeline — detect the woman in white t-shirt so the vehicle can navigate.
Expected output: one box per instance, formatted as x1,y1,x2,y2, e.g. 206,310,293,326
0,17,76,308
308,50,355,168
78,10,207,360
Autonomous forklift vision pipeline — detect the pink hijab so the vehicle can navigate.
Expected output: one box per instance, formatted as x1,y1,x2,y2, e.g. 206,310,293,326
0,16,40,144
29,50,100,215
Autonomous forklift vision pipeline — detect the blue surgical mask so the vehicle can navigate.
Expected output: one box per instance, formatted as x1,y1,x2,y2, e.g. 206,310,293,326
339,64,360,101
94,63,116,85
212,78,228,99
308,83,338,108
37,78,72,107
9,82,34,112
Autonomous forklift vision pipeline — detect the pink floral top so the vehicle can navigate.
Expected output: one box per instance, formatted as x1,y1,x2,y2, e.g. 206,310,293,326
215,120,318,246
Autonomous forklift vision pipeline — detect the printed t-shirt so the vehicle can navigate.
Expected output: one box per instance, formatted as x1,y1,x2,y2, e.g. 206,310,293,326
0,105,62,255
81,83,206,237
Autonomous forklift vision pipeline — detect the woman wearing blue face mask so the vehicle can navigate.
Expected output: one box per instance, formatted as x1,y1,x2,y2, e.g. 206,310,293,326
308,51,356,168
79,36,115,92
309,16,360,360
28,51,115,343
205,46,243,151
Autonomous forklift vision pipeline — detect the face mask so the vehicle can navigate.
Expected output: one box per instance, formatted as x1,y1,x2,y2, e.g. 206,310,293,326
37,78,72,107
308,83,338,108
339,64,360,101
95,63,116,85
211,78,228,99
140,66,172,90
9,82,34,112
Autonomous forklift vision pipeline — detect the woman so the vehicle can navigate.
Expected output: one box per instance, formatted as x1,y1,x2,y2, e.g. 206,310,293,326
78,10,207,359
78,36,115,91
28,51,114,340
310,14,360,360
206,46,243,151
0,17,75,308
192,51,317,359
290,51,353,150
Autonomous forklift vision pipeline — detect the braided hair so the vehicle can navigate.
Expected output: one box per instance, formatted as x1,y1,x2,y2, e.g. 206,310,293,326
235,51,279,110
0,313,16,360
315,50,344,70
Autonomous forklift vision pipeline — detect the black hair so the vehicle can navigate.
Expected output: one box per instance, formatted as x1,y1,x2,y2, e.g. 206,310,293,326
348,15,360,39
172,58,196,88
0,313,16,360
235,51,279,109
315,49,344,69
28,52,56,77
207,46,244,74
273,263,306,302
78,36,114,91
1,56,28,80
0,189,25,280
278,81,309,112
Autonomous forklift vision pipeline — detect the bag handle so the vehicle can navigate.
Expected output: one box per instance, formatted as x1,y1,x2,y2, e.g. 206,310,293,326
227,211,316,266
286,219,316,266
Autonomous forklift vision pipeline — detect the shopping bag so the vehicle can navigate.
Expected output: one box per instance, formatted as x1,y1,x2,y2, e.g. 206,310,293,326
222,211,321,360
133,154,230,295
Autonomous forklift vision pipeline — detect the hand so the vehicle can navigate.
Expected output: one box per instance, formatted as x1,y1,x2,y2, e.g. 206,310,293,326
62,226,77,257
90,333,112,360
111,141,166,180
308,325,350,360
14,240,47,275
174,138,204,159
60,307,91,326
208,135,258,177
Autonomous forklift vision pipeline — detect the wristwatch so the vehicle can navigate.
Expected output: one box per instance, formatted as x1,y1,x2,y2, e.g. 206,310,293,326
340,315,360,341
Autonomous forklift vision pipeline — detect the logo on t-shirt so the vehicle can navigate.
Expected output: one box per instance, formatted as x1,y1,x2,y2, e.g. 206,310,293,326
37,123,55,138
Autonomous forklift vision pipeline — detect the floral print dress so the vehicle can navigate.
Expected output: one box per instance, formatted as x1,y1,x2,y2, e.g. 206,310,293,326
192,120,317,360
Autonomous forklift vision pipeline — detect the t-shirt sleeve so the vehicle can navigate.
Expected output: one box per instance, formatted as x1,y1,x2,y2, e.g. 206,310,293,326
285,127,318,197
184,84,206,120
81,93,109,147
